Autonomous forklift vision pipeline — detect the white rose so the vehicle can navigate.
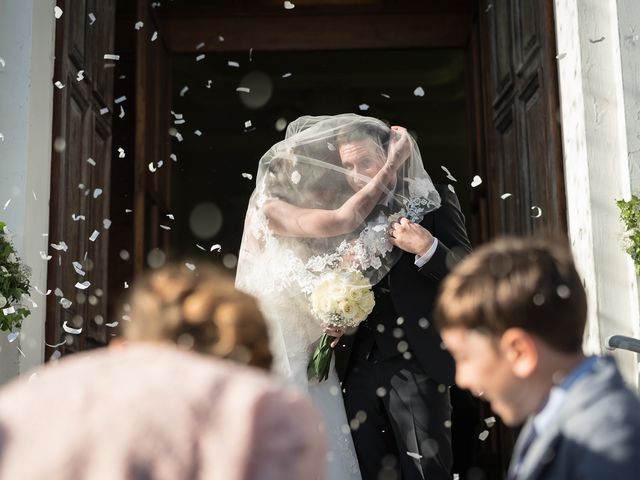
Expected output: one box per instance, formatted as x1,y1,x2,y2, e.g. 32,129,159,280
0,295,6,308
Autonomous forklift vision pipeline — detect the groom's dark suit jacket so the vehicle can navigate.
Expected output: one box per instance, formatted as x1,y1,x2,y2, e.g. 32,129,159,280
334,184,472,387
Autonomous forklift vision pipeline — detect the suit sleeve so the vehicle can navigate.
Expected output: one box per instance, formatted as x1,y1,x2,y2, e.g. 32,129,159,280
417,188,472,282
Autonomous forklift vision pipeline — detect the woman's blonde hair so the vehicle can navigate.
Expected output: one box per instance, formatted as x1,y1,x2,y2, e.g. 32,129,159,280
123,263,272,369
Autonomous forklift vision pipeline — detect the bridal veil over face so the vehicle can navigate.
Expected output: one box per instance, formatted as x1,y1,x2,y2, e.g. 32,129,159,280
235,114,440,374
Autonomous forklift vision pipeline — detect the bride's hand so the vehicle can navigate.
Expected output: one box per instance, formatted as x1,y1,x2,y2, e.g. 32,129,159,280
323,324,345,348
386,126,411,171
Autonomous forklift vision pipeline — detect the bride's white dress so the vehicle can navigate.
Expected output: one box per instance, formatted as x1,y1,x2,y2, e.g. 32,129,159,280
257,284,362,480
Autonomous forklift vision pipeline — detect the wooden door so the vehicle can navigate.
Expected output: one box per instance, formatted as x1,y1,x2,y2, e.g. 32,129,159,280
47,0,116,355
478,0,566,237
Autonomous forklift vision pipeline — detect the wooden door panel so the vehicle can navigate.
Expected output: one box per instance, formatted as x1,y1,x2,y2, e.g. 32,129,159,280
513,0,542,74
488,0,514,105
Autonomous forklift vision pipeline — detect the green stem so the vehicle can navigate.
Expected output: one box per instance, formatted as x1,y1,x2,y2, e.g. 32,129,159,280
307,334,336,382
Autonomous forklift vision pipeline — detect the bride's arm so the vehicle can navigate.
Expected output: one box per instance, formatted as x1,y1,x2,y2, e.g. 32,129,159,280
263,127,410,238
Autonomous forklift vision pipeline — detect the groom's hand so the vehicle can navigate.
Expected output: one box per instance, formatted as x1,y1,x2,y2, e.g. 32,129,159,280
323,325,345,348
389,217,434,256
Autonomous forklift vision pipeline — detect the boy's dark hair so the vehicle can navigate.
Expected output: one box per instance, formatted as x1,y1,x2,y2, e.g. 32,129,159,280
435,236,587,353
336,121,390,152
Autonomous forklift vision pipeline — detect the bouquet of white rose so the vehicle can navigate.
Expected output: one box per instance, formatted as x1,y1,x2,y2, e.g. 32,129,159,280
307,270,375,382
0,221,32,332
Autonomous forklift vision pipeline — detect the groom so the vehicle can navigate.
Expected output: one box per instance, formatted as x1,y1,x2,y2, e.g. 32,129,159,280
333,122,472,480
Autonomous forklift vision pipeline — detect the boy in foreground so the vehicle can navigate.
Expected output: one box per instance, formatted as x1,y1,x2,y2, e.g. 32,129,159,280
435,236,640,480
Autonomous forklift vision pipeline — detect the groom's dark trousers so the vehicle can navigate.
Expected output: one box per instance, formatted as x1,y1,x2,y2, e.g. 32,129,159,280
335,185,472,480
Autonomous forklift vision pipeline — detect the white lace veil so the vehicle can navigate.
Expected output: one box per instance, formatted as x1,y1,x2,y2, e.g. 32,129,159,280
235,114,440,378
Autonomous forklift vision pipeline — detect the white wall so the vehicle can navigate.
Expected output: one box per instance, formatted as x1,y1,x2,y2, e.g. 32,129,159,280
0,0,55,384
554,0,640,388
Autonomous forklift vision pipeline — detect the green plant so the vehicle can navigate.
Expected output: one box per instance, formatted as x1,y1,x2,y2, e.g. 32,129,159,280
617,195,640,275
0,221,32,331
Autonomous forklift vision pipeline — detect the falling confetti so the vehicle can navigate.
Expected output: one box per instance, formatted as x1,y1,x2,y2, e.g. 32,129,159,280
87,157,96,166
151,31,158,42
180,85,189,96
104,54,120,61
62,321,82,334
484,416,496,427
54,81,65,89
114,95,126,104
531,205,543,218
103,219,112,229
148,162,157,173
244,120,252,128
119,106,125,118
60,298,73,309
471,175,483,187
159,225,171,230
99,107,109,115
380,93,390,99
7,331,18,342
406,451,422,460
118,147,125,158
185,262,196,271
40,251,52,261
72,262,86,276
440,165,457,182
284,1,295,9
134,21,144,30
282,72,292,78
210,244,222,252
358,104,370,111
196,244,206,251
228,61,240,68
88,12,96,25
479,430,490,441
76,70,85,81
206,80,213,88
166,214,175,220
170,153,177,162
3,198,11,210
218,35,225,42
241,172,253,180
194,129,202,136
196,42,205,50
51,241,69,252
54,6,63,19
196,54,205,62
89,230,100,242
500,193,512,200
413,86,425,97
291,171,301,184
556,52,567,60
236,87,251,93
75,281,91,290
106,321,119,328
93,188,103,198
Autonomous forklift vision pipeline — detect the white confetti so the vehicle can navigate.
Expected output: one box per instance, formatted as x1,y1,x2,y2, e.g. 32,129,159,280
7,331,18,342
484,416,496,427
159,225,171,230
282,72,292,78
93,188,103,199
106,321,119,328
175,132,183,142
75,281,91,290
3,307,16,316
284,1,295,9
51,241,68,252
134,20,144,30
196,42,205,50
60,298,73,309
119,106,125,118
228,61,240,68
89,230,100,242
76,70,85,81
118,147,125,158
196,54,205,62
100,107,109,115
0,132,4,141
125,209,132,213
291,171,301,184
88,13,96,25
206,80,212,88
236,87,251,93
194,129,202,136
104,54,120,61
166,214,175,220
500,193,512,200
45,340,66,348
244,120,252,128
479,430,490,441
170,153,177,162
87,157,96,166
124,281,129,289
114,95,127,104
62,321,82,334
358,104,370,111
54,81,65,89
54,6,63,19
218,35,225,42
440,165,457,182
103,219,112,229
72,261,86,276
210,244,222,252
531,205,543,218
40,251,52,261
180,85,189,96
327,142,336,151
3,198,11,210
71,213,85,221
174,119,186,125
151,31,158,42
380,93,390,99
406,451,423,460
471,175,483,187
556,52,567,60
196,244,206,251
32,190,37,200
148,162,157,173
241,172,253,180
413,86,425,97
185,262,196,271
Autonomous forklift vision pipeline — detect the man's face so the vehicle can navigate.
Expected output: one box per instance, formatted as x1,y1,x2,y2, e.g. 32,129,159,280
442,327,531,426
338,139,386,192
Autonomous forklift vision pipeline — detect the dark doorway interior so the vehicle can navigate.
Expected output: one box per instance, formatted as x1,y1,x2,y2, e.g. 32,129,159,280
169,48,471,264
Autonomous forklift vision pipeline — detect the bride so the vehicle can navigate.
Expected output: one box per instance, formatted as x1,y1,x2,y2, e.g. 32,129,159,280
235,114,440,480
